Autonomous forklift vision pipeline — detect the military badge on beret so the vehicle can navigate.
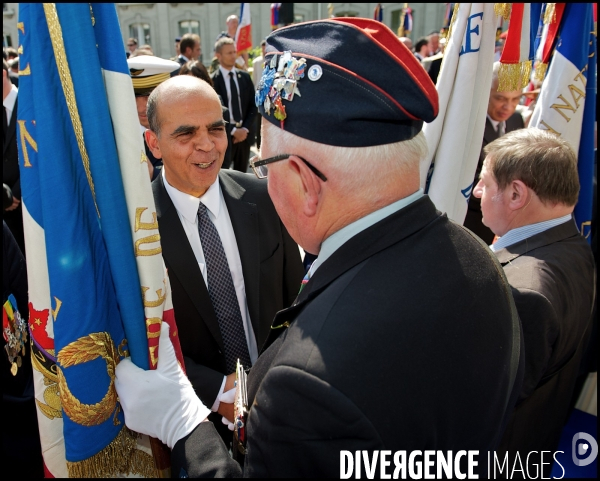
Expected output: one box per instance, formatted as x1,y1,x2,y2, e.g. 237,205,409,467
255,50,307,127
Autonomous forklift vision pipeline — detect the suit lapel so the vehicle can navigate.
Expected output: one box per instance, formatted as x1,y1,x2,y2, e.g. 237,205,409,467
215,71,229,108
494,219,580,265
266,196,442,348
153,175,225,351
237,72,248,115
483,117,498,145
219,172,261,338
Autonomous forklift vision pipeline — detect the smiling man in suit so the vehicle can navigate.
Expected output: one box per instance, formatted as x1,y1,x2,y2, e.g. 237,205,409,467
211,37,257,173
144,75,303,446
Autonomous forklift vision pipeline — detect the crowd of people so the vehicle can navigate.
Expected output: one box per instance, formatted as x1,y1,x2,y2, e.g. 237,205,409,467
2,11,596,479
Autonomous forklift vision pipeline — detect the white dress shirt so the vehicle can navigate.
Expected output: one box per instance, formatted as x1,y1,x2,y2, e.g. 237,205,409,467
4,83,18,124
162,169,258,409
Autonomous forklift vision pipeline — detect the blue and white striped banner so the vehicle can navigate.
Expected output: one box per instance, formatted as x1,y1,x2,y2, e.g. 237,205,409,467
18,3,172,476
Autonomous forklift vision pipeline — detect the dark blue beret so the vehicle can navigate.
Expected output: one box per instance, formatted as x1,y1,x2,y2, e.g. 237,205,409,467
255,18,439,147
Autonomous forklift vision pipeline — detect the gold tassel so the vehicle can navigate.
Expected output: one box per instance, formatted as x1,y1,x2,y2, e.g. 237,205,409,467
494,3,512,21
544,3,556,24
66,427,162,478
521,60,532,89
534,62,548,82
498,62,524,92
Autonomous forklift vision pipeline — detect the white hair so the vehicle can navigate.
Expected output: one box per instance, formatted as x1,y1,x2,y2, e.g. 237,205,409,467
262,122,428,198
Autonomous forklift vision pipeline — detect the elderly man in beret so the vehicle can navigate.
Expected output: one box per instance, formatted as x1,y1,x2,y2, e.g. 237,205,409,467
116,18,523,477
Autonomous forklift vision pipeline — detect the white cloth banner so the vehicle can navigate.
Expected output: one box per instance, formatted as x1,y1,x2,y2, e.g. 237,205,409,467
421,3,497,224
529,51,586,153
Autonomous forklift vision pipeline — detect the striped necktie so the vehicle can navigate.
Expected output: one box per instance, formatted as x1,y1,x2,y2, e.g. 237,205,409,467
497,121,505,137
298,269,311,295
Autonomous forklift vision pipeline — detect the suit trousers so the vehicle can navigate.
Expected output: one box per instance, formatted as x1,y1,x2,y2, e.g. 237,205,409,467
232,139,251,173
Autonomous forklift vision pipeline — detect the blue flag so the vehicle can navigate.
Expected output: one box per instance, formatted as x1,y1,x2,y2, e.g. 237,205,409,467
573,9,596,242
18,3,157,476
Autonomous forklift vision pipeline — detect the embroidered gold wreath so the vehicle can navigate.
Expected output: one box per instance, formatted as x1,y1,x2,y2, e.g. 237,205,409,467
57,332,120,427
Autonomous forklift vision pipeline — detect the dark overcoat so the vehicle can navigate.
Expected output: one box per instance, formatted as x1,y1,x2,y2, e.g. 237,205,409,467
171,195,523,477
496,220,595,477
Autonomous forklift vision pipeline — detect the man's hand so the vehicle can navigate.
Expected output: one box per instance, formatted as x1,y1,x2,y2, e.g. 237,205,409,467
232,128,248,144
6,196,20,211
115,322,211,449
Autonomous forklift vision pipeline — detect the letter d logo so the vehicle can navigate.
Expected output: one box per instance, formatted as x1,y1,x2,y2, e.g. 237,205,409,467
572,432,598,467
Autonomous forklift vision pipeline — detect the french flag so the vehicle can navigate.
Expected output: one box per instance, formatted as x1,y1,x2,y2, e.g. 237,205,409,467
236,3,253,53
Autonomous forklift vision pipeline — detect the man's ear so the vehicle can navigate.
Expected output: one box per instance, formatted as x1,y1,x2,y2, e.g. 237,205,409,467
289,155,322,218
508,179,530,211
145,130,162,159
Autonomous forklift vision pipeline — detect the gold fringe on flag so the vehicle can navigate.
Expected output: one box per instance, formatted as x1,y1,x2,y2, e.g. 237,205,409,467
445,3,461,46
498,60,531,92
544,3,556,24
66,427,162,478
520,59,532,88
534,62,549,82
494,4,512,21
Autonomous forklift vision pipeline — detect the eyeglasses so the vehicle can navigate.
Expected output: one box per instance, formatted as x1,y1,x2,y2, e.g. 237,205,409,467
249,154,327,181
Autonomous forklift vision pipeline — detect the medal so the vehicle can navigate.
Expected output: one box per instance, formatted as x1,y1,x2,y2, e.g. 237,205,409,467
3,295,28,376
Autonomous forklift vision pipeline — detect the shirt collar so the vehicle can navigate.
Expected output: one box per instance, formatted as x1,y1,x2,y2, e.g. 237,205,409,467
309,189,424,276
180,54,190,62
219,65,236,77
490,214,573,252
487,115,500,130
162,168,221,223
3,83,18,111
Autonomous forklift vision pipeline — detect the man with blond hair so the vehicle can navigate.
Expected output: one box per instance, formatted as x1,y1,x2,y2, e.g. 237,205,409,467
473,128,595,477
211,37,256,172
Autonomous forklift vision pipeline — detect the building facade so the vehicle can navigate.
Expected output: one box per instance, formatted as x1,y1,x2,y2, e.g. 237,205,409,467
4,3,447,62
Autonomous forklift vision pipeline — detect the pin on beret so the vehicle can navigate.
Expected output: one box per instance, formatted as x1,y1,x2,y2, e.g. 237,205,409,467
127,55,180,96
255,18,439,147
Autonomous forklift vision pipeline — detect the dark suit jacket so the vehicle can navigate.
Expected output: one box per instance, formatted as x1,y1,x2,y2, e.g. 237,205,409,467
464,113,524,243
3,96,25,254
211,68,257,143
172,196,523,477
3,97,20,200
496,220,595,475
152,170,303,410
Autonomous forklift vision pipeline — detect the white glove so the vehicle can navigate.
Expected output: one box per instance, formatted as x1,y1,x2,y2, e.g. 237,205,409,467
219,387,236,431
115,322,210,449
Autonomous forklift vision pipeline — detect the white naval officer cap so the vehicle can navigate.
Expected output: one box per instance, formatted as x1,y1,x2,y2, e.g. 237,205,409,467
127,55,180,96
